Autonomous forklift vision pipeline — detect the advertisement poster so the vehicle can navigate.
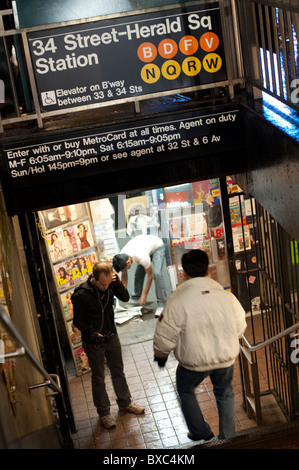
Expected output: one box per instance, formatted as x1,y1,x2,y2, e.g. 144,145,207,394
232,224,251,253
229,195,247,227
27,3,226,111
169,213,207,240
41,204,87,229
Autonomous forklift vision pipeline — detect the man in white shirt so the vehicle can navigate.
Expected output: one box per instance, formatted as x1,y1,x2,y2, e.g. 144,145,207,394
113,235,167,313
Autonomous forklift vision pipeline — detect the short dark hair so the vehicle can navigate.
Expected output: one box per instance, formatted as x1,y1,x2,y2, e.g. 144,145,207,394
93,261,113,280
113,253,129,272
181,249,209,278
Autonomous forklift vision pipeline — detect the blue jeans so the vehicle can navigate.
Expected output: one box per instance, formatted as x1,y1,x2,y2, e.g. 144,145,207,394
176,364,235,439
83,334,131,417
133,245,167,307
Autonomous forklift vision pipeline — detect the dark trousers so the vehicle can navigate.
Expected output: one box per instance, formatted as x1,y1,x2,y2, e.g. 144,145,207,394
176,364,235,439
83,334,131,417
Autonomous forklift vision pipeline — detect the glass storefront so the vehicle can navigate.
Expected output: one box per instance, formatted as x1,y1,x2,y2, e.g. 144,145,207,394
38,176,244,375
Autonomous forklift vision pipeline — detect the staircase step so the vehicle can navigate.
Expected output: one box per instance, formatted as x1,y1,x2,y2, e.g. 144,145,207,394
191,421,299,449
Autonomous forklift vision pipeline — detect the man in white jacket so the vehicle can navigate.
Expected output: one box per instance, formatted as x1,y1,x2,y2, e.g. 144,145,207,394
153,249,246,443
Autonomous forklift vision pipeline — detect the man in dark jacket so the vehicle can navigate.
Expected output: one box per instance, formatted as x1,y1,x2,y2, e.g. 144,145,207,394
72,261,145,428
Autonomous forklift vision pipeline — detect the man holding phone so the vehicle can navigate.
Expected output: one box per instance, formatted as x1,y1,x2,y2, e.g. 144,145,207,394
72,261,145,429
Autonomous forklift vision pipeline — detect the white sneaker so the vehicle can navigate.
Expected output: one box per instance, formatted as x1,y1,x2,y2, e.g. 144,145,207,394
155,307,164,318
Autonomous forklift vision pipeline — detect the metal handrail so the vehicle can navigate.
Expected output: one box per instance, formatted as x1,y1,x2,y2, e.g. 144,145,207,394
0,305,62,394
242,321,299,353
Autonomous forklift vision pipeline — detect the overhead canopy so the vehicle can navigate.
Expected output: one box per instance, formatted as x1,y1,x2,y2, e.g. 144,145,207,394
13,0,198,28
0,104,245,214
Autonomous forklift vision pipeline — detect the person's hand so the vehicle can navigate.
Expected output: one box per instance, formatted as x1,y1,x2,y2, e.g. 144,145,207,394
111,272,122,286
139,293,147,305
90,331,104,344
154,355,168,368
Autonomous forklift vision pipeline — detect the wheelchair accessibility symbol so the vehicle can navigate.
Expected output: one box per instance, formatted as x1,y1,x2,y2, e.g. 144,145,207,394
41,90,56,106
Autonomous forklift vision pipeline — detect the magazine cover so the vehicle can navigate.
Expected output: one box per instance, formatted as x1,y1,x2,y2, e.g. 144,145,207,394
74,346,90,373
60,290,74,319
55,250,98,289
75,220,93,250
47,229,65,261
66,322,82,346
62,226,78,256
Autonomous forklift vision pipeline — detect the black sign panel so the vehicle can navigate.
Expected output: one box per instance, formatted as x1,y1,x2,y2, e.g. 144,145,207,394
28,3,226,111
3,106,241,191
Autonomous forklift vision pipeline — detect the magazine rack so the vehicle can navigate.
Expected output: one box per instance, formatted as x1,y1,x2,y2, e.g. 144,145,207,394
39,203,99,376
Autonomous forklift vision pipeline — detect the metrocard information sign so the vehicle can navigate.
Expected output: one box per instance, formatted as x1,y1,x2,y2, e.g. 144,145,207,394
28,3,226,111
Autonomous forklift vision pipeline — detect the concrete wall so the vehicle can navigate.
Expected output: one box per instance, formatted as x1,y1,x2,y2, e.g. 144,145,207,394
234,105,299,243
0,198,61,449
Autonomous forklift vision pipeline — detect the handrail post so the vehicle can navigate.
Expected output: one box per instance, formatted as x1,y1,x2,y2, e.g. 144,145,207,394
240,341,263,425
0,306,74,447
0,306,61,394
239,320,299,425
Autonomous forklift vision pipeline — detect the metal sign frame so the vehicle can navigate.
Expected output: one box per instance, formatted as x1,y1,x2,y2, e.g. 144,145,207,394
27,3,227,112
0,1,244,131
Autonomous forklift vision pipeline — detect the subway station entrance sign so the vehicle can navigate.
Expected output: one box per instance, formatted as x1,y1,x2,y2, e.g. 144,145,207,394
3,106,241,186
28,3,227,111
2,104,244,214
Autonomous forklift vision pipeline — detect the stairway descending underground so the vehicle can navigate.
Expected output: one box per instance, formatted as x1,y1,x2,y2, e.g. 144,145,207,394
192,421,299,449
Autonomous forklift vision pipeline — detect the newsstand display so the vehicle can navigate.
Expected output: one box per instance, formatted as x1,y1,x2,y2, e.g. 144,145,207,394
39,200,119,375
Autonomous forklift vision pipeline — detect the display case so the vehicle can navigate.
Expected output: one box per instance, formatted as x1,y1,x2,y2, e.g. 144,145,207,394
158,179,231,290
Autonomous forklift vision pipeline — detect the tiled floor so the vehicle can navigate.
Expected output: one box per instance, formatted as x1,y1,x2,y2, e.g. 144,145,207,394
67,338,287,449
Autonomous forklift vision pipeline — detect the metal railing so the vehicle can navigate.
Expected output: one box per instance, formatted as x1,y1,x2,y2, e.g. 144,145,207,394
240,321,299,425
225,191,299,424
0,305,61,395
242,321,299,353
237,0,299,112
